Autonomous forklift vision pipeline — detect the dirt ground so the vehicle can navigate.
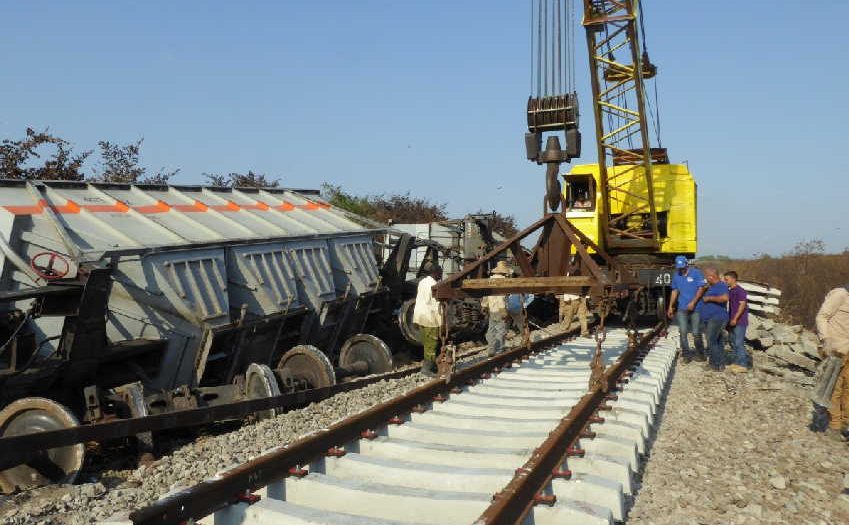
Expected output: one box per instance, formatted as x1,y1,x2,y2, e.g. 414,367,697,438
627,348,849,525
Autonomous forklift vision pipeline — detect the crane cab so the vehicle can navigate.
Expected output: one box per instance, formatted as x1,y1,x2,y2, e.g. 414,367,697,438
563,162,698,259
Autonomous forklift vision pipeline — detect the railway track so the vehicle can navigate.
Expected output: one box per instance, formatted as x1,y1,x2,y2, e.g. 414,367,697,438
0,339,506,476
104,323,675,525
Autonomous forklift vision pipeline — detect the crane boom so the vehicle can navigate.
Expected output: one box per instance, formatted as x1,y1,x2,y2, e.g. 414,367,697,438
583,0,659,251
526,0,664,252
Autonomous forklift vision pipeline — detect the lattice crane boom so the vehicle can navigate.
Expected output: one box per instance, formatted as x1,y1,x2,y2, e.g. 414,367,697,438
583,0,659,250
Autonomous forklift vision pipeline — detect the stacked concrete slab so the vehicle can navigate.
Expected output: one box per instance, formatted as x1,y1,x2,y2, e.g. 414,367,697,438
739,282,820,384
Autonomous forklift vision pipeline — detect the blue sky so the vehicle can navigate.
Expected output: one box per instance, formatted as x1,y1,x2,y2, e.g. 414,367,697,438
2,1,847,257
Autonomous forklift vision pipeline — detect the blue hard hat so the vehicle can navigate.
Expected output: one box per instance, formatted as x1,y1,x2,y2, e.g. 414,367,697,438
674,255,688,269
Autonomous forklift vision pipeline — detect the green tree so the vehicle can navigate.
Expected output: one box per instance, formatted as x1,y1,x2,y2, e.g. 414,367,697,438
321,183,448,224
321,183,375,218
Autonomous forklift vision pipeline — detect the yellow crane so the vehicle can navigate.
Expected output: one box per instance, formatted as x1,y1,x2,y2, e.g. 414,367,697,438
525,0,697,260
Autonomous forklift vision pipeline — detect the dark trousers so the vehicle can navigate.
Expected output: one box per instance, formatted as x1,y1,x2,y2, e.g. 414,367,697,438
704,318,727,370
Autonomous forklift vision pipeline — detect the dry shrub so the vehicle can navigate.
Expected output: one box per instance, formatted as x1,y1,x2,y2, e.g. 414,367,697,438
724,247,849,328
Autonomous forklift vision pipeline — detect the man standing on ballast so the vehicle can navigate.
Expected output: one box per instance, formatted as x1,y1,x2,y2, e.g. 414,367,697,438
667,255,707,362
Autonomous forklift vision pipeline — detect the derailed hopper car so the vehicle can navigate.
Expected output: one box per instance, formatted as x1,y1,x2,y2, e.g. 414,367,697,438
0,180,396,491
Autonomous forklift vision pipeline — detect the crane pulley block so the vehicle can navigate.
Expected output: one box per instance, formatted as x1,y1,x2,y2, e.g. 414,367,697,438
525,94,581,165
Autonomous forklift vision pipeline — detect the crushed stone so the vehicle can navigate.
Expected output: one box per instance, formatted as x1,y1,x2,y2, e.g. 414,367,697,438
1,322,571,525
627,348,849,525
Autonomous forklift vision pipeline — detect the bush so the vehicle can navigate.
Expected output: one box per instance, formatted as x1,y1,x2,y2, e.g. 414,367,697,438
203,171,279,188
0,128,90,180
722,241,849,328
321,184,448,224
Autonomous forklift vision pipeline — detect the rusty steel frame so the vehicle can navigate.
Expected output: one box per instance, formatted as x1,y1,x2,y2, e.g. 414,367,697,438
128,326,586,525
433,212,636,301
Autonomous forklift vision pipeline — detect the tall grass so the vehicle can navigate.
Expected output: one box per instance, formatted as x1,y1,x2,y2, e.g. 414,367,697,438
718,251,849,328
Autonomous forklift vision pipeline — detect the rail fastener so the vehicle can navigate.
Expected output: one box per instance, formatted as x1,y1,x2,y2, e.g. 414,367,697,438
126,326,583,525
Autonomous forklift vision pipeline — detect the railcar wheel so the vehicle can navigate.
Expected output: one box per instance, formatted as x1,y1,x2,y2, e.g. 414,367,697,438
339,334,394,375
398,298,422,347
0,398,85,494
245,363,282,420
275,345,336,391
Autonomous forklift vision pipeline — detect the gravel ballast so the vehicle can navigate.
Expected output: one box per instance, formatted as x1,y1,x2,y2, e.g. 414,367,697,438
627,349,849,525
0,322,572,525
1,374,429,525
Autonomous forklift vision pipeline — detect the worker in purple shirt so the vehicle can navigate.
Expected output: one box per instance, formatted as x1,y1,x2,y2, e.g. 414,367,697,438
667,255,707,362
699,267,730,371
723,271,750,372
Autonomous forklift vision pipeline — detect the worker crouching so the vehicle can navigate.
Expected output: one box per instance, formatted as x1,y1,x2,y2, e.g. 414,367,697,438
482,261,513,357
412,263,443,377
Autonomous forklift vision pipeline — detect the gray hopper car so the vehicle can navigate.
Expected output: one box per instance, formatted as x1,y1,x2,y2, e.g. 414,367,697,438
0,180,407,492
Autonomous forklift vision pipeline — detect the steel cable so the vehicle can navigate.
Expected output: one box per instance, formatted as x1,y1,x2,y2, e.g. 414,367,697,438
543,0,548,95
556,0,561,94
537,0,543,97
637,0,662,147
568,0,575,93
530,0,535,95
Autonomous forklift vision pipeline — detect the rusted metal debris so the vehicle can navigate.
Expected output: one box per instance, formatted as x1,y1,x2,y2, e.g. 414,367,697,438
433,212,637,304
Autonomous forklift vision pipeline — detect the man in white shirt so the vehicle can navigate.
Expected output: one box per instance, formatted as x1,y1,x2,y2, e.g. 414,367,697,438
412,263,443,376
481,260,512,356
559,292,589,337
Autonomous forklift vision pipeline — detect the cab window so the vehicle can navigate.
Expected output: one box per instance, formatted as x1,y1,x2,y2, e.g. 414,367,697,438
566,175,595,211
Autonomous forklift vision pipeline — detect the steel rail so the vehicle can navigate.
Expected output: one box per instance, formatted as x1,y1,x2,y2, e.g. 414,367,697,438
0,358,431,471
0,332,563,472
476,321,664,524
128,328,581,525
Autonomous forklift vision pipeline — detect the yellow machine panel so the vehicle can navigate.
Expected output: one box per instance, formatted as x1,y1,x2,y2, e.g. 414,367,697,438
562,163,697,257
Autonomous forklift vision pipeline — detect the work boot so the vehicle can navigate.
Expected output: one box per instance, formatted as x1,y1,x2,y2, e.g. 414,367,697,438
726,364,748,374
693,353,707,362
420,359,436,377
809,403,830,433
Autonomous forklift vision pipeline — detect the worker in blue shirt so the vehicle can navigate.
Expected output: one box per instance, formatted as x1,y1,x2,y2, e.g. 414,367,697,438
699,267,730,371
666,255,707,362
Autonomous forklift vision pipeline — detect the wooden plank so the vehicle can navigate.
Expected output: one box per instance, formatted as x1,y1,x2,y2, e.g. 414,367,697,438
461,276,596,294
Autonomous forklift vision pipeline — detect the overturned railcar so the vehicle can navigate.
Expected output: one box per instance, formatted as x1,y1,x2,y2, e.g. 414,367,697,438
0,180,396,491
